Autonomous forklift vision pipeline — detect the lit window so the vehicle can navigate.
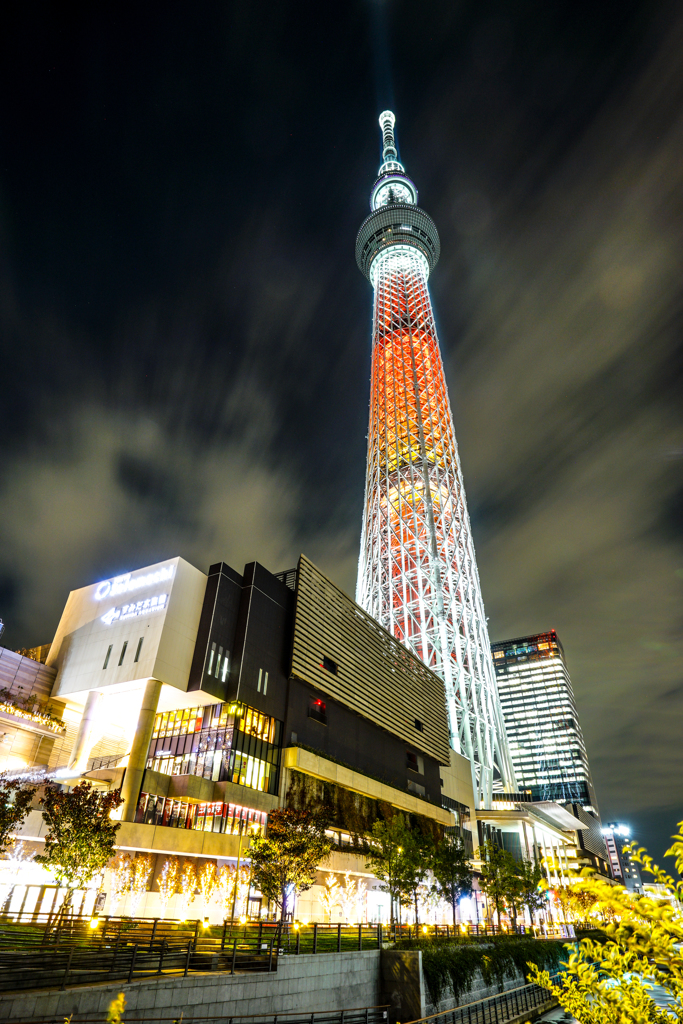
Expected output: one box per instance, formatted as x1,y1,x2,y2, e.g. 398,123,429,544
308,698,327,725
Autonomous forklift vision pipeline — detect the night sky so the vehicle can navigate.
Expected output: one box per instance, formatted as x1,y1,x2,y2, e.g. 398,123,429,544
1,2,682,862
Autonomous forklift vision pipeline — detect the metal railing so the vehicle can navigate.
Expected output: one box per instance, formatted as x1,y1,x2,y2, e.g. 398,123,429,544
11,1007,390,1024
280,922,383,954
0,915,282,993
405,977,558,1024
87,752,125,771
382,923,561,942
0,935,279,993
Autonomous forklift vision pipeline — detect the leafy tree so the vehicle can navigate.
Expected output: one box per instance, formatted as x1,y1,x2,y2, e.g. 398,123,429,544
179,859,197,917
156,857,179,918
128,852,153,915
197,860,217,909
478,842,518,927
530,820,683,1023
108,852,133,915
249,808,331,921
432,832,473,926
36,781,122,913
401,829,433,927
502,858,546,930
320,873,341,922
365,814,412,924
0,774,36,854
553,881,598,927
513,858,546,926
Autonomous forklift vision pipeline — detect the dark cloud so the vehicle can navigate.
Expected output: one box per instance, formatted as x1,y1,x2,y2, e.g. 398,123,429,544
0,0,682,860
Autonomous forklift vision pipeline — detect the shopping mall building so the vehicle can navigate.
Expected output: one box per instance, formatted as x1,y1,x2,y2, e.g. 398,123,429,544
1,554,582,923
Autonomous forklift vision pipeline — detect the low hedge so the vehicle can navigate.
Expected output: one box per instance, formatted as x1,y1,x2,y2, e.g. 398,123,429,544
397,937,566,1007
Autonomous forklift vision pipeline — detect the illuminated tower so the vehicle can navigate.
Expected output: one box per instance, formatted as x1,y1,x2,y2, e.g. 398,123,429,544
356,112,515,805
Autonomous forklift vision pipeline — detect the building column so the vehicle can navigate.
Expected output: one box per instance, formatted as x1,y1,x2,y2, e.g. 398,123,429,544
68,689,103,772
120,678,162,822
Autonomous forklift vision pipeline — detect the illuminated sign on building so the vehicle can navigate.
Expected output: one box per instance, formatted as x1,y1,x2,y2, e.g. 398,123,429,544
101,594,168,626
94,566,175,602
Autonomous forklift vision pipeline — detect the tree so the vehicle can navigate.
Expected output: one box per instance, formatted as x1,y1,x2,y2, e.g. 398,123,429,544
401,829,433,927
478,842,517,927
197,860,217,911
513,859,546,927
179,859,197,918
432,832,472,926
36,782,122,914
156,857,179,918
530,819,683,1023
108,853,132,915
128,853,153,915
249,808,331,921
0,775,36,854
365,815,411,925
319,873,341,922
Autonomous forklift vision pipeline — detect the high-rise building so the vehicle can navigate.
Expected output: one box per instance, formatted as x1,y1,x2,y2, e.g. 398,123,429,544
491,631,599,814
14,552,482,924
355,111,515,805
602,822,643,891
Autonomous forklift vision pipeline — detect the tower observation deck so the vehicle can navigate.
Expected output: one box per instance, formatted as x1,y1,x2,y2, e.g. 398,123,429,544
355,112,516,805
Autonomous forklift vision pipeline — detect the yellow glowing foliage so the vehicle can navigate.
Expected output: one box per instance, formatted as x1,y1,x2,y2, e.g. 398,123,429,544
156,857,179,918
530,821,683,1023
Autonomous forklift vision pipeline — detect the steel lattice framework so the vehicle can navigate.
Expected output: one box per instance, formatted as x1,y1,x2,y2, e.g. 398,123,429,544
355,113,516,806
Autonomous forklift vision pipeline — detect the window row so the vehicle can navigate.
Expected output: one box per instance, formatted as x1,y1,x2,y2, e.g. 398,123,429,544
147,745,279,795
152,702,277,745
135,792,266,835
102,637,144,670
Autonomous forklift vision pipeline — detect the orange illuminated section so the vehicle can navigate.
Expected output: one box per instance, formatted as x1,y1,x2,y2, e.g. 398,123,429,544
355,111,516,805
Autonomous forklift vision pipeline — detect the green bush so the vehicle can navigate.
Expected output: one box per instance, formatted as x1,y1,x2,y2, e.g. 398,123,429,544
399,937,565,1007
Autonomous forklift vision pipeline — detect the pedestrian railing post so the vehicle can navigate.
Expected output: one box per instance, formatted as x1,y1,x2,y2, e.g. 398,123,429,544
149,918,158,951
127,943,138,984
296,929,301,955
337,922,342,952
184,941,191,977
231,938,237,975
313,922,318,954
157,938,166,975
358,923,362,950
268,935,275,972
221,918,228,952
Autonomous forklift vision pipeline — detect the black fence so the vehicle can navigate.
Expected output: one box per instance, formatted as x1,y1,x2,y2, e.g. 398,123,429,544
0,915,284,993
0,933,279,993
406,978,558,1024
1,1006,390,1024
0,914,387,958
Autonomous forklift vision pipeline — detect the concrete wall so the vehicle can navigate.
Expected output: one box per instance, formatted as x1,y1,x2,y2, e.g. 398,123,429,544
425,966,526,1017
380,949,527,1023
0,950,382,1022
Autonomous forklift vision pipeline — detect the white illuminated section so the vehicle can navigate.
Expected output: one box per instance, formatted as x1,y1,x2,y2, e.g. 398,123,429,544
94,566,174,601
373,179,415,209
369,245,430,288
101,593,167,626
